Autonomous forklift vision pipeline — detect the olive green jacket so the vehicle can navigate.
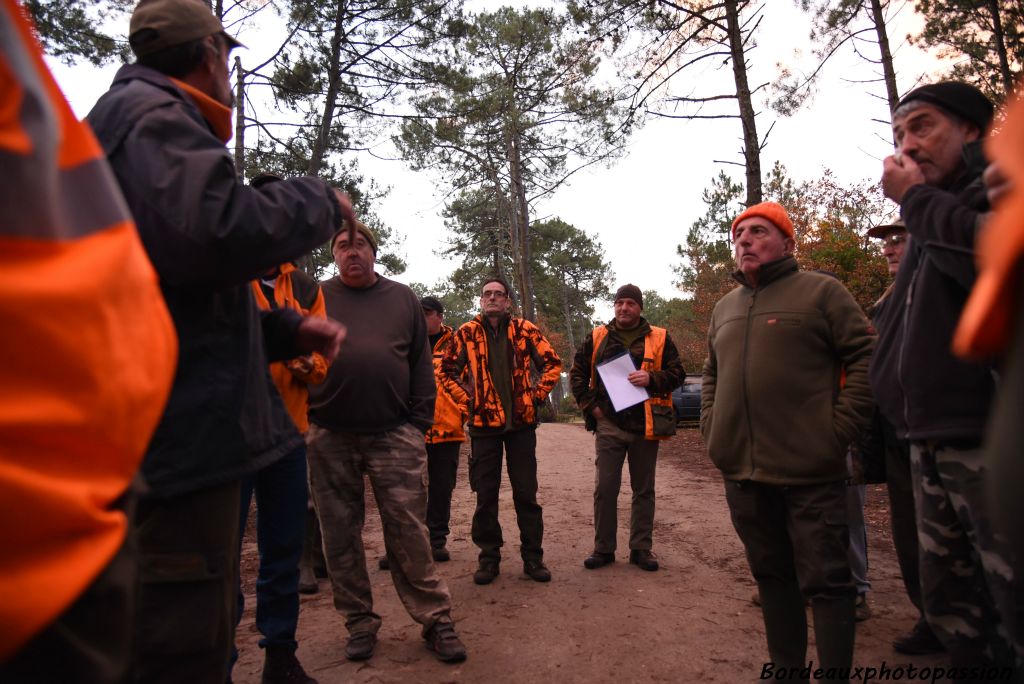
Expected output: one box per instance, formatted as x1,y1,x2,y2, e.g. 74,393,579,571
700,257,875,485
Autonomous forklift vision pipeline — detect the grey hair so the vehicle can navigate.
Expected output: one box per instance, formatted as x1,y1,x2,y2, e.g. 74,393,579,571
893,98,970,130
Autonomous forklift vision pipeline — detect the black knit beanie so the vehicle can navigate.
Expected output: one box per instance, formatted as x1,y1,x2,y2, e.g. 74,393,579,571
897,82,994,133
614,284,643,309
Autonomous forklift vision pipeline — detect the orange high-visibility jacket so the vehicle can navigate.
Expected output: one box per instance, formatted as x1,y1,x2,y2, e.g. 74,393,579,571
250,263,328,432
427,325,468,444
588,325,675,440
955,87,1024,359
441,315,562,430
0,0,177,659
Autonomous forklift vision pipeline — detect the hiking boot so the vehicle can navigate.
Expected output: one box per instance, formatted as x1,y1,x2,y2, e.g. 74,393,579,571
523,559,551,582
893,618,945,654
583,551,615,569
262,644,317,684
855,594,872,622
297,565,318,595
344,632,377,661
424,621,467,663
629,549,659,571
432,546,451,562
473,561,499,585
377,556,389,571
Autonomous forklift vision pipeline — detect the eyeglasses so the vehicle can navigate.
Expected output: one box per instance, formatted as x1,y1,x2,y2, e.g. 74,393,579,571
481,290,508,300
882,233,907,247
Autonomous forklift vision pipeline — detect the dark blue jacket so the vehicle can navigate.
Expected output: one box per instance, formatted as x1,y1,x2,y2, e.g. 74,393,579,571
88,64,340,497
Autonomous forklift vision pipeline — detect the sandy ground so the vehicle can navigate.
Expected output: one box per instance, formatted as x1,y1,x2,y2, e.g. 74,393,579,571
233,423,948,683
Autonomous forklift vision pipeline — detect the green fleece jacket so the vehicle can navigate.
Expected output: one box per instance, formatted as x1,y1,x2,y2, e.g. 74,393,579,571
700,256,875,485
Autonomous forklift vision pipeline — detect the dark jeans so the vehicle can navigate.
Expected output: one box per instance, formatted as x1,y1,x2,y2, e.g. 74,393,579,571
132,480,241,684
236,444,307,649
0,495,136,684
426,441,461,549
469,428,543,563
725,479,856,678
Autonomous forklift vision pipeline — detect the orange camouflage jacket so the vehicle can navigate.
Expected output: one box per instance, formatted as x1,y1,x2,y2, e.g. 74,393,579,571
441,315,562,430
427,325,468,444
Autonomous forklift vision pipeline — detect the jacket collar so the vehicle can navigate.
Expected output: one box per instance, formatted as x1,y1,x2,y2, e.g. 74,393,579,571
168,77,233,143
607,317,652,337
732,255,799,289
107,64,232,143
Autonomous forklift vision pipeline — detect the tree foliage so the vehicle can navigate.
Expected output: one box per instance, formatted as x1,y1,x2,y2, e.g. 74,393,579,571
570,0,769,205
773,0,903,116
532,218,614,359
234,0,457,278
396,6,629,320
436,189,612,362
910,0,1023,102
24,0,132,65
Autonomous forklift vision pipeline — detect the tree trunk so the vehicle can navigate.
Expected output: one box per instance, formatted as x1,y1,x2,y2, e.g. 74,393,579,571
561,276,576,362
510,130,536,321
869,0,900,112
725,0,761,206
234,56,245,177
986,0,1015,95
308,0,347,176
505,144,523,302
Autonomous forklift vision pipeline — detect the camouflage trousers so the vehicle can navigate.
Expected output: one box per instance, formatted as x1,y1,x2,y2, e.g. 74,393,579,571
911,441,1021,667
306,423,453,637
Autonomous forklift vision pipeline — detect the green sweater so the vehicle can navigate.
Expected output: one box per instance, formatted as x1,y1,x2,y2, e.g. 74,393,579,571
700,257,875,485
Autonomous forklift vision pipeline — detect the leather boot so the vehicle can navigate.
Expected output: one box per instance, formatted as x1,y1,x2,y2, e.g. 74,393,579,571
757,579,808,673
811,596,856,683
262,644,317,684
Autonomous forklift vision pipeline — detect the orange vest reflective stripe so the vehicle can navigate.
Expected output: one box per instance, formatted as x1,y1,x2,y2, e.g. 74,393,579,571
0,0,177,659
589,325,673,441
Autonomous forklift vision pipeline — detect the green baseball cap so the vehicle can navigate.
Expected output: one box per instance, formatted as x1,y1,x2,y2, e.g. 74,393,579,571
129,0,243,59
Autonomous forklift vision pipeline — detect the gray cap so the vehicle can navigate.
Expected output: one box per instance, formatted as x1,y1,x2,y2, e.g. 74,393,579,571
129,0,243,58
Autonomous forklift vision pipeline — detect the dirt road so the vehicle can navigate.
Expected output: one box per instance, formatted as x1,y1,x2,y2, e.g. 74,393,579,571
233,423,946,682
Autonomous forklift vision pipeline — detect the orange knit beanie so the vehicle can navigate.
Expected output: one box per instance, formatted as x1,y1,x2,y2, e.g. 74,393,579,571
731,201,794,240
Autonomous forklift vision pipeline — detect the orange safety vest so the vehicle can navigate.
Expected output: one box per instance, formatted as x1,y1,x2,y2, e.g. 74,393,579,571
589,325,674,440
0,0,177,659
426,325,467,444
250,263,328,432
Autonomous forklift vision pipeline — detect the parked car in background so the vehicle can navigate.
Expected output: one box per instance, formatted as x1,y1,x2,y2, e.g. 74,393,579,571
672,378,701,424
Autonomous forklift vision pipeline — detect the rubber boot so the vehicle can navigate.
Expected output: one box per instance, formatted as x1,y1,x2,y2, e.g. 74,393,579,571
757,578,808,680
810,596,856,683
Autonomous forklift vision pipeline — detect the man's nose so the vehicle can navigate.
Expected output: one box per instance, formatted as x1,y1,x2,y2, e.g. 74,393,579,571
898,133,920,156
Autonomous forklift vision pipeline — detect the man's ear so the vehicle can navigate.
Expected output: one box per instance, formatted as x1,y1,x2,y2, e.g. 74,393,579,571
784,237,796,254
199,34,220,75
961,121,982,144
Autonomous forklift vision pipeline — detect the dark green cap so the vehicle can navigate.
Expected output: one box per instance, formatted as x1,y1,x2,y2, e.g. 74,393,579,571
129,0,243,58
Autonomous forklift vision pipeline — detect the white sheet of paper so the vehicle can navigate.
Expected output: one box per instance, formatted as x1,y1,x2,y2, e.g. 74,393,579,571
595,353,649,412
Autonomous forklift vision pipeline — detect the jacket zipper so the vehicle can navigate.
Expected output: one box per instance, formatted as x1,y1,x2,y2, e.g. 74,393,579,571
898,263,920,440
743,288,757,479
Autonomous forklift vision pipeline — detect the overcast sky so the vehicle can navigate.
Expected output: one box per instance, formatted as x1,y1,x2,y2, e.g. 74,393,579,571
49,1,946,307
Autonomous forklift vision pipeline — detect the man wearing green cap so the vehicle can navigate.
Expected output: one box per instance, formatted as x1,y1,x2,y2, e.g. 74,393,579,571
86,0,353,681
